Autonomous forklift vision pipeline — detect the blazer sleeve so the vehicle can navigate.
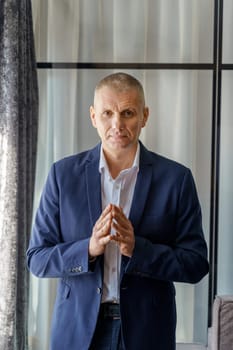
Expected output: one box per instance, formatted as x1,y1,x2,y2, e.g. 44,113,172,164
125,169,209,284
27,163,93,278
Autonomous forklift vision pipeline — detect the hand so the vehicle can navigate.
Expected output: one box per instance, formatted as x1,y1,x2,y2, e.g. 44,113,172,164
89,204,112,258
110,205,135,257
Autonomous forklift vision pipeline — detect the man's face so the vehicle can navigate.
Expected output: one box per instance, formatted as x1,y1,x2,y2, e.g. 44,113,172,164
90,86,149,154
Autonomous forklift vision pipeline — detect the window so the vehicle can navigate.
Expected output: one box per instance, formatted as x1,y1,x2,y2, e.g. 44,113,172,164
30,1,231,349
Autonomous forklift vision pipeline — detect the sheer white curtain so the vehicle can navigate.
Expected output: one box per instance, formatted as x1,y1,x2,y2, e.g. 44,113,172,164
218,72,233,295
217,0,233,296
29,1,213,348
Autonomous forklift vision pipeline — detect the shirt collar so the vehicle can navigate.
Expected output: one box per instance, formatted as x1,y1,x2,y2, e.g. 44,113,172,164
99,143,140,173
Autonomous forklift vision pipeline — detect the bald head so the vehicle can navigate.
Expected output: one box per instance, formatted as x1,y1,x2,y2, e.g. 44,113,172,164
94,72,146,107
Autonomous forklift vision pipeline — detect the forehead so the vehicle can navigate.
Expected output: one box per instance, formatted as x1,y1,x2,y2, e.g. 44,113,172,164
94,86,142,109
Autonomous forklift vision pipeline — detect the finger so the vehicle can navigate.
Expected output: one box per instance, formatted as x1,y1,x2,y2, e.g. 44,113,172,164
110,234,135,257
110,231,121,242
111,229,134,246
99,234,111,246
112,210,129,229
112,206,132,228
96,212,112,231
112,220,133,238
95,204,111,224
94,221,111,240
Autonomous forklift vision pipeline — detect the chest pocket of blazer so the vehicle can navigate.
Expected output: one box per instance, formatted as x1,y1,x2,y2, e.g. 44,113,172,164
139,213,175,243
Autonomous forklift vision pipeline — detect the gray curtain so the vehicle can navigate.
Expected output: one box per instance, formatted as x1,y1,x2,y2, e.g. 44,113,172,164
0,1,38,349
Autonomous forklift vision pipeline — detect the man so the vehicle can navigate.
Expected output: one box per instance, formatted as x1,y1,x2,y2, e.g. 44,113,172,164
27,72,209,350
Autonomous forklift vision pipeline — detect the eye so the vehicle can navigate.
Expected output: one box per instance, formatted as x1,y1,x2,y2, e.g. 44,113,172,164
122,109,134,118
102,110,112,118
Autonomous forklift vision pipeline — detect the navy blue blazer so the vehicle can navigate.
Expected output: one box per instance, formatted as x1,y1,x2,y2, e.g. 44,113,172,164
27,142,209,350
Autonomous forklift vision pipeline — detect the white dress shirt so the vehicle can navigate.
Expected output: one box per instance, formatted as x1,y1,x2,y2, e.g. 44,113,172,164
99,144,140,303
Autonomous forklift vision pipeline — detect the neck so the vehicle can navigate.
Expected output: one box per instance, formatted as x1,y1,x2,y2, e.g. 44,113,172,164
103,145,137,179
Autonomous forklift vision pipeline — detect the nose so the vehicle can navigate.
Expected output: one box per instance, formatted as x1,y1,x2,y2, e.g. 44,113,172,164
112,113,124,130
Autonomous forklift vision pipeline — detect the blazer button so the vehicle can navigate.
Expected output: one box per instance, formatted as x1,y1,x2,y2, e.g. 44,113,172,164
97,287,102,294
71,266,82,273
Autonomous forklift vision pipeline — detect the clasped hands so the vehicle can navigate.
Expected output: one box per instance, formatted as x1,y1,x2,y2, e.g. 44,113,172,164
89,204,135,259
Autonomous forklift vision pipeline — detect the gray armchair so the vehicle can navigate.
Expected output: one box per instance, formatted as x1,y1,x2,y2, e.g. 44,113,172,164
209,295,233,350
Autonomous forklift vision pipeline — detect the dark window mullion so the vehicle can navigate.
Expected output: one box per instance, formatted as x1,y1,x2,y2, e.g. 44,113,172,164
36,62,213,70
208,0,223,326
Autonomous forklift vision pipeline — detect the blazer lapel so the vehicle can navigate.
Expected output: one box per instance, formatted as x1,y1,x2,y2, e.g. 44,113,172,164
129,164,152,232
121,143,153,279
85,145,102,227
129,143,153,232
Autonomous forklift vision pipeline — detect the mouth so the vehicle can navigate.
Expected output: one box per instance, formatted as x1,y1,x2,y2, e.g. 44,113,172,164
109,134,128,141
109,131,128,137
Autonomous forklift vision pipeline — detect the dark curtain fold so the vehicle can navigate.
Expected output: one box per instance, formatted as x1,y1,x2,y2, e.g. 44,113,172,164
0,1,38,349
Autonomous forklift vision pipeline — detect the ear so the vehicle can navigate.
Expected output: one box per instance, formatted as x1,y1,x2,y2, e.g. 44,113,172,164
90,106,97,128
142,107,149,127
